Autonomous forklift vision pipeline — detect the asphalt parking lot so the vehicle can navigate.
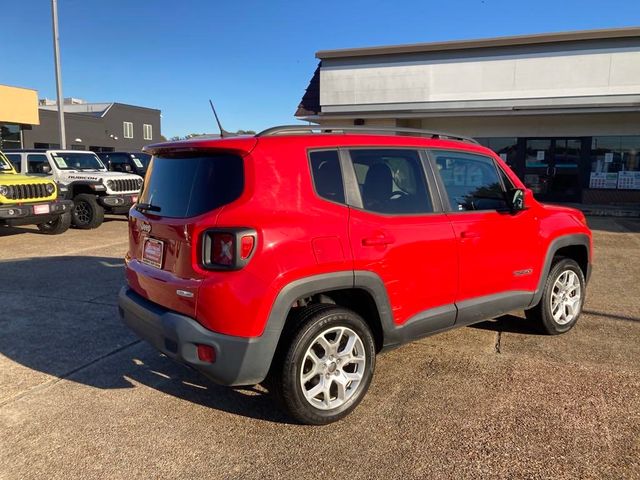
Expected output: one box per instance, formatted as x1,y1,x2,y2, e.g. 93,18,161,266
1,216,639,479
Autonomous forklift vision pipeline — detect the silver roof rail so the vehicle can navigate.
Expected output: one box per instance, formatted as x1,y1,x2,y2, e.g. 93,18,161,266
256,125,479,144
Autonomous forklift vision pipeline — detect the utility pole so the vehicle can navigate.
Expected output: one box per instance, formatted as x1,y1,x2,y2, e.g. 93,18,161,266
51,0,66,149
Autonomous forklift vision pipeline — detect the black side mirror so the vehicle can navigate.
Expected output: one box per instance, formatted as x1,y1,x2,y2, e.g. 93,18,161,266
508,188,525,212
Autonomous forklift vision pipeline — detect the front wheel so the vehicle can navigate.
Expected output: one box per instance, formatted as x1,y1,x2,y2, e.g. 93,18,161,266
272,306,376,425
525,258,586,335
71,194,104,229
37,211,71,235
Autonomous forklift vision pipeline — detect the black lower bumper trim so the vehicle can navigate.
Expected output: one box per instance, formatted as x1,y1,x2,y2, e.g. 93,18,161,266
117,287,275,386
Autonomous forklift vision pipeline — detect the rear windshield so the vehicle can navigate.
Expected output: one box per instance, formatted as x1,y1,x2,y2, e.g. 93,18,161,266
139,153,244,218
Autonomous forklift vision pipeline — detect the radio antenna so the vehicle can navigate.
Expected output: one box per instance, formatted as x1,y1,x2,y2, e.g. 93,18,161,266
209,99,234,138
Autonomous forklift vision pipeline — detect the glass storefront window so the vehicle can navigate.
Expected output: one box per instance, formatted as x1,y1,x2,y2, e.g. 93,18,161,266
525,139,551,168
0,124,21,150
591,137,640,173
590,136,640,190
477,137,518,167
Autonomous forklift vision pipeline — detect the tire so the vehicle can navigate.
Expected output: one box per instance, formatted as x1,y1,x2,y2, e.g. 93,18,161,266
71,194,104,229
525,258,586,335
37,211,71,235
270,305,376,425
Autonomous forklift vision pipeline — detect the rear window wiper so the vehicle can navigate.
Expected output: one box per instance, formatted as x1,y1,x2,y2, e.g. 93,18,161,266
136,202,161,212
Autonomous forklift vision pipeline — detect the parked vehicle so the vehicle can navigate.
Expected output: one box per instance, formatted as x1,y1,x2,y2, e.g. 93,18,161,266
96,151,151,177
5,150,143,229
118,126,592,424
0,150,73,234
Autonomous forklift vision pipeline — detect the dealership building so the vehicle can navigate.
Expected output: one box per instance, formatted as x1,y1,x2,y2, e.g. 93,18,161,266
0,84,161,153
296,27,640,205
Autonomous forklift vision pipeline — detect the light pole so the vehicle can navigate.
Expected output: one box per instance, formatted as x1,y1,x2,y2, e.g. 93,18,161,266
51,0,66,149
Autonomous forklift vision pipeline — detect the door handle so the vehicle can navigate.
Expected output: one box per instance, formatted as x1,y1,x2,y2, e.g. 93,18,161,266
362,234,394,247
460,231,480,239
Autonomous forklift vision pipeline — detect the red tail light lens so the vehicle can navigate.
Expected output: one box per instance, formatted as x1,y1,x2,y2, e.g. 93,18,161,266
240,235,255,260
212,233,235,266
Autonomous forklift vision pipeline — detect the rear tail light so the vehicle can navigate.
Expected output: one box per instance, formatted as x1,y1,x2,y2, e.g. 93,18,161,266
201,228,257,270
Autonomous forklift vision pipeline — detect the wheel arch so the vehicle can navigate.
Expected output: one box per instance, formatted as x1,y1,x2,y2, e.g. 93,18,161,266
260,271,395,381
530,233,591,307
68,181,98,197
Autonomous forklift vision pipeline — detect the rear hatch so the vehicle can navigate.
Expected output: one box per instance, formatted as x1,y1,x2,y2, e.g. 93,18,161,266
126,149,246,317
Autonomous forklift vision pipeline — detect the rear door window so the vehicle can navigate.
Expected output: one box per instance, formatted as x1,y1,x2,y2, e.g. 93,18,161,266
139,153,244,218
348,149,433,214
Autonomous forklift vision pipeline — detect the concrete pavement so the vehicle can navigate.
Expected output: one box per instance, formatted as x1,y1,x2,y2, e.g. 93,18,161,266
0,216,638,479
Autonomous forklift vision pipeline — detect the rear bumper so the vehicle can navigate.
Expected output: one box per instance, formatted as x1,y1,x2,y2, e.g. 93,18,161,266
117,286,275,386
0,199,72,226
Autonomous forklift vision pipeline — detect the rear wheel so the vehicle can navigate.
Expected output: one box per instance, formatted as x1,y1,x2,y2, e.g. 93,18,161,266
37,211,71,235
525,258,585,334
71,194,104,229
271,306,376,425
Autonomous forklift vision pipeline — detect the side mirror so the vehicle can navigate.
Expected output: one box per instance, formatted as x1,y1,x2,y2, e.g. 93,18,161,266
508,188,525,212
124,164,132,172
41,165,52,174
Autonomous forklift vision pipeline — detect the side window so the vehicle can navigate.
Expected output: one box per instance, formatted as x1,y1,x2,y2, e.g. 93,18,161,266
27,154,51,174
432,150,507,211
349,149,433,214
5,154,21,172
309,150,345,204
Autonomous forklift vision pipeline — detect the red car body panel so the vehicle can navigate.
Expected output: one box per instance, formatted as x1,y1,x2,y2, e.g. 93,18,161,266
125,133,592,340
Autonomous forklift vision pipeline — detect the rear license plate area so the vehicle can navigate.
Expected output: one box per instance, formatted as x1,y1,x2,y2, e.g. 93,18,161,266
142,237,164,269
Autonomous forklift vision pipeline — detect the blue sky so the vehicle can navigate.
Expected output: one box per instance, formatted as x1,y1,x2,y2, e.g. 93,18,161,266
2,0,639,138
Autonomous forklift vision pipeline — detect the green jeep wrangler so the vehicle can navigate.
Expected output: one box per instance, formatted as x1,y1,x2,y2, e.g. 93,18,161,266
0,150,73,234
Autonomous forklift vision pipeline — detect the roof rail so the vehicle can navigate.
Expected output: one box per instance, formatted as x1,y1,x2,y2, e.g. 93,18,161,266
256,125,479,144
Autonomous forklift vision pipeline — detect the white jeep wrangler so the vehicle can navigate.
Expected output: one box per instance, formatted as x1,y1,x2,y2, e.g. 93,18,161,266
5,150,143,229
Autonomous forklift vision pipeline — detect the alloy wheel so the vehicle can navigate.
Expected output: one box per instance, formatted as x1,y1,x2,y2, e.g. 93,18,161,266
299,326,366,410
550,269,582,325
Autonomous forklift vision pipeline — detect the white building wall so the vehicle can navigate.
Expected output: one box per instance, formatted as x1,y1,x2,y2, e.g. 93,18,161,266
320,47,640,107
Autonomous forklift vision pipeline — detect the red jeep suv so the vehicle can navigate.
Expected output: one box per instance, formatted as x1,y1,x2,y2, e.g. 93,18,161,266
118,126,592,424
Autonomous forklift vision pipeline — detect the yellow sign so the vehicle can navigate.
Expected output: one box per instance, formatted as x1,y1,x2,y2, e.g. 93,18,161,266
0,85,40,125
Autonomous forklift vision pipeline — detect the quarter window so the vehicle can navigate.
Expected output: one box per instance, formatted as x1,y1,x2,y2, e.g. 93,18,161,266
123,121,134,139
432,151,508,211
349,149,433,214
309,150,345,204
143,124,153,141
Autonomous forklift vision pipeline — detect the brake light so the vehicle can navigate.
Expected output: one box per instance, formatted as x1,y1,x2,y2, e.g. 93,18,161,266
201,228,257,270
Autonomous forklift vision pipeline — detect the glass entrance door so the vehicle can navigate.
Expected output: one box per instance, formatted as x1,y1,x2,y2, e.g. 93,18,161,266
523,138,582,202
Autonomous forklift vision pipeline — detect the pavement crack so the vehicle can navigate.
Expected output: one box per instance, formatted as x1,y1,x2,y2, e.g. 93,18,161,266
495,331,502,354
0,339,141,408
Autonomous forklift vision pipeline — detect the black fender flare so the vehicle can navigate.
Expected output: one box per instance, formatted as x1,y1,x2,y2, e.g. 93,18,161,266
529,233,591,307
257,271,395,377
